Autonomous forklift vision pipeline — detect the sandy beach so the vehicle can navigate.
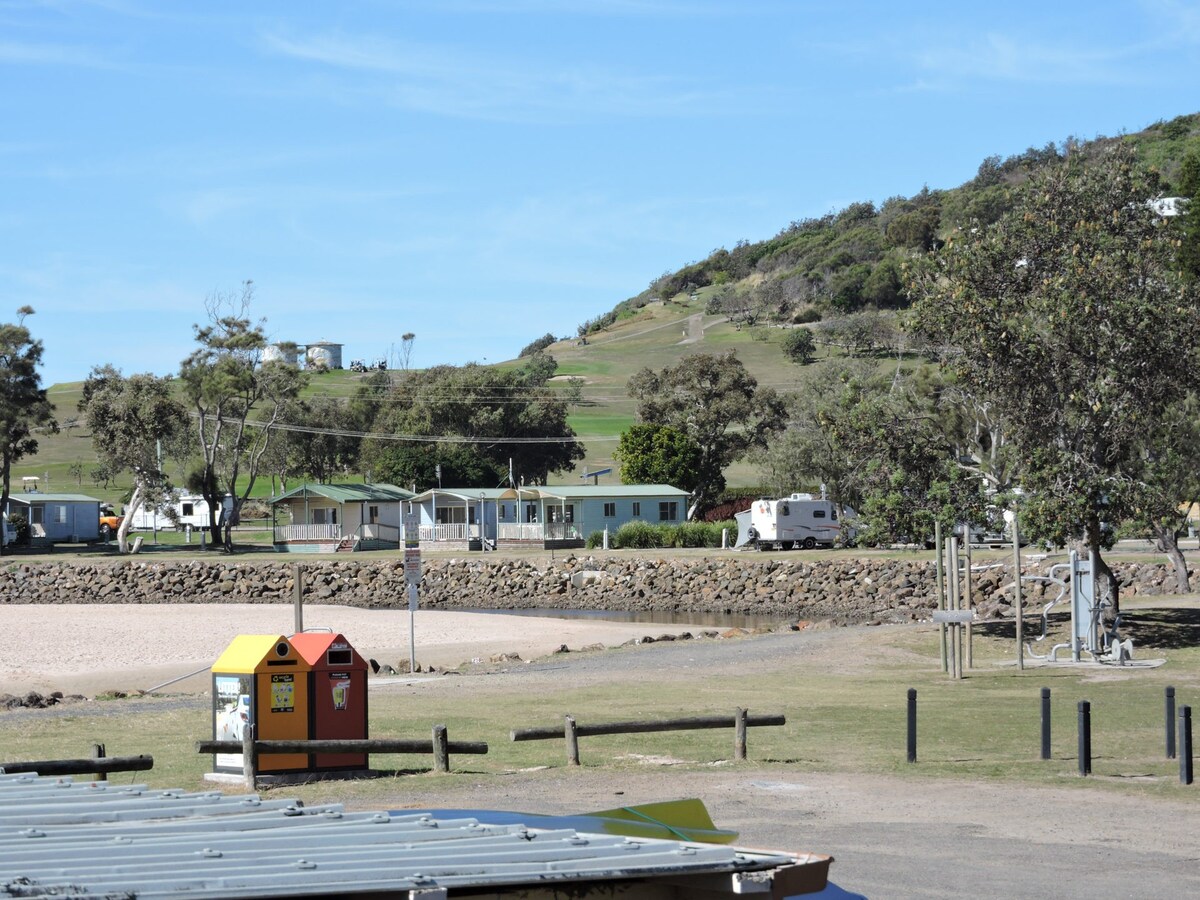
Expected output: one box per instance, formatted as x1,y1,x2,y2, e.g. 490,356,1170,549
0,603,704,697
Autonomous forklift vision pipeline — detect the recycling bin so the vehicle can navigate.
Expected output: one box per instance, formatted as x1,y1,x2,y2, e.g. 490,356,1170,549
211,635,312,775
290,632,370,772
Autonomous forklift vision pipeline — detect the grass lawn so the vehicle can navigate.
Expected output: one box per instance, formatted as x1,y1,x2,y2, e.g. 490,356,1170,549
3,596,1196,810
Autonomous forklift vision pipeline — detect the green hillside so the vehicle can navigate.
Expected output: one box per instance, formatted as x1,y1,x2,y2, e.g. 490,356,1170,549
32,111,1200,506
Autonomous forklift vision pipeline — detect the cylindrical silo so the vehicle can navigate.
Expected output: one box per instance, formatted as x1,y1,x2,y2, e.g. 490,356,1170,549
305,341,343,370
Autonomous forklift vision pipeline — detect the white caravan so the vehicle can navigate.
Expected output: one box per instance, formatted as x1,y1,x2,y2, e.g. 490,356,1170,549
734,493,852,550
130,492,233,531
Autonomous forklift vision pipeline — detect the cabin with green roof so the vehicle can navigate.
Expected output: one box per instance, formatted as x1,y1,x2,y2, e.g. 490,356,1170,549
411,484,690,551
269,483,415,552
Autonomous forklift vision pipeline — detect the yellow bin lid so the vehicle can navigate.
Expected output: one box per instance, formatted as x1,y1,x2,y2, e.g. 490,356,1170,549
212,635,310,674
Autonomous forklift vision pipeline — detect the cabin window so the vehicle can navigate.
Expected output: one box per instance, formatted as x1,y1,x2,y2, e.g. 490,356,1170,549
658,501,678,522
313,508,338,525
632,502,640,516
813,509,826,519
181,502,194,517
368,505,380,524
548,506,574,523
603,502,616,517
525,504,538,523
54,505,68,525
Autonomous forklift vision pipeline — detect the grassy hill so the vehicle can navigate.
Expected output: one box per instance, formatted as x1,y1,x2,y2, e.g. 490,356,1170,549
34,112,1200,508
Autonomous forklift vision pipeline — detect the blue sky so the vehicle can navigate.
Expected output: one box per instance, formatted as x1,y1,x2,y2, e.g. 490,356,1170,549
3,0,1198,388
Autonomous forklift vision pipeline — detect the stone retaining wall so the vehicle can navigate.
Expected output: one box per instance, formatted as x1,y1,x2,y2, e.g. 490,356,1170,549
0,555,1188,623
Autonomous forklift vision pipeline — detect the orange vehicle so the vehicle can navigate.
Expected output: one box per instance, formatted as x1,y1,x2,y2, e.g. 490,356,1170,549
99,506,124,538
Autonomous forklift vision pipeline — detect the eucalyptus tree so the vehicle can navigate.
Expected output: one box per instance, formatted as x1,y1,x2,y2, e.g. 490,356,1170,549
911,146,1200,610
0,306,56,555
627,351,787,515
79,366,188,553
178,283,306,550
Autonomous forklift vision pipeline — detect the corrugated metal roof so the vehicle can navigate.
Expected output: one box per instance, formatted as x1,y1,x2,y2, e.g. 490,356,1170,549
409,488,513,502
0,773,828,899
5,493,101,505
271,483,416,504
532,484,689,500
412,485,689,502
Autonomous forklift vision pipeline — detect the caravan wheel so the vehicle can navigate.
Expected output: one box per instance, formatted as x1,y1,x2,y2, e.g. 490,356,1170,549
802,537,817,549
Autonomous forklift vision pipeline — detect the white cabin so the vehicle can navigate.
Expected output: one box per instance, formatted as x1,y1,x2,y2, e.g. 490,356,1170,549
734,493,852,550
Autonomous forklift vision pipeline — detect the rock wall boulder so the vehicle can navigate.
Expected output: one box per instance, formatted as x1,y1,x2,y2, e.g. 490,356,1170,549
0,555,1188,623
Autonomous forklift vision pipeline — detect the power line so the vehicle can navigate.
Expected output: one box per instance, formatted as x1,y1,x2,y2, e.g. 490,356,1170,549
198,414,621,444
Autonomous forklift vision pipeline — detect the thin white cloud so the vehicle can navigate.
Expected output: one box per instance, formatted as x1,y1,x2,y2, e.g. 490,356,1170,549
913,32,1146,87
261,31,745,122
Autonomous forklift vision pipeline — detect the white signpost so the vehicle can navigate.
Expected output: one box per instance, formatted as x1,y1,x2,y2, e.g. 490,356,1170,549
404,515,421,672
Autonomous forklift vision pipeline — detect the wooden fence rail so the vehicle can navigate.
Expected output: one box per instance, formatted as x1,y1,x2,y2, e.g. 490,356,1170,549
0,743,152,780
511,709,785,765
196,725,488,787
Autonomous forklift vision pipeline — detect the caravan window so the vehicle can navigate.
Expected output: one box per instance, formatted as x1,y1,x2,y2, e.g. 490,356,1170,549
181,502,195,517
812,509,826,519
831,508,838,521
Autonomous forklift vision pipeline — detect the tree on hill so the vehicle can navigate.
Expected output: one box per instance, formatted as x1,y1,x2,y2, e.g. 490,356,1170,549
627,351,786,515
178,283,306,551
614,423,702,493
1177,149,1200,281
79,366,188,553
360,353,583,489
911,145,1200,611
0,307,56,555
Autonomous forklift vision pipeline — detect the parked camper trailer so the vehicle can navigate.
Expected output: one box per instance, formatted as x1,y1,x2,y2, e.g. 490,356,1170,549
130,492,233,531
734,493,851,550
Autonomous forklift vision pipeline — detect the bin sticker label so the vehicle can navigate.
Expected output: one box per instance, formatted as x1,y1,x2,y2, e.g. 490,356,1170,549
270,673,295,712
330,674,351,711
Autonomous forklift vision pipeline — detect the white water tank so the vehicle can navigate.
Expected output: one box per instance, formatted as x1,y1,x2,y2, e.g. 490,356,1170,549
263,343,299,365
306,341,343,370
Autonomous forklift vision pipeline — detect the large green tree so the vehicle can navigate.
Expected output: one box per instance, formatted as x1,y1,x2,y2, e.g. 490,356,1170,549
178,284,306,550
912,145,1200,610
79,366,188,552
627,351,787,515
0,307,56,554
808,372,986,546
360,353,583,489
614,423,702,492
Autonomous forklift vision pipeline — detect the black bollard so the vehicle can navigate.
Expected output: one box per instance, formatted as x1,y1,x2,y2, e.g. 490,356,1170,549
1040,688,1051,760
1077,700,1092,776
1166,686,1176,760
906,688,917,763
1181,705,1193,786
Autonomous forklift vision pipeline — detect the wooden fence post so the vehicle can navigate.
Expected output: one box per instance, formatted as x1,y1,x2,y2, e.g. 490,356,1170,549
734,708,748,761
91,743,107,782
432,724,449,773
242,723,257,791
565,715,580,766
